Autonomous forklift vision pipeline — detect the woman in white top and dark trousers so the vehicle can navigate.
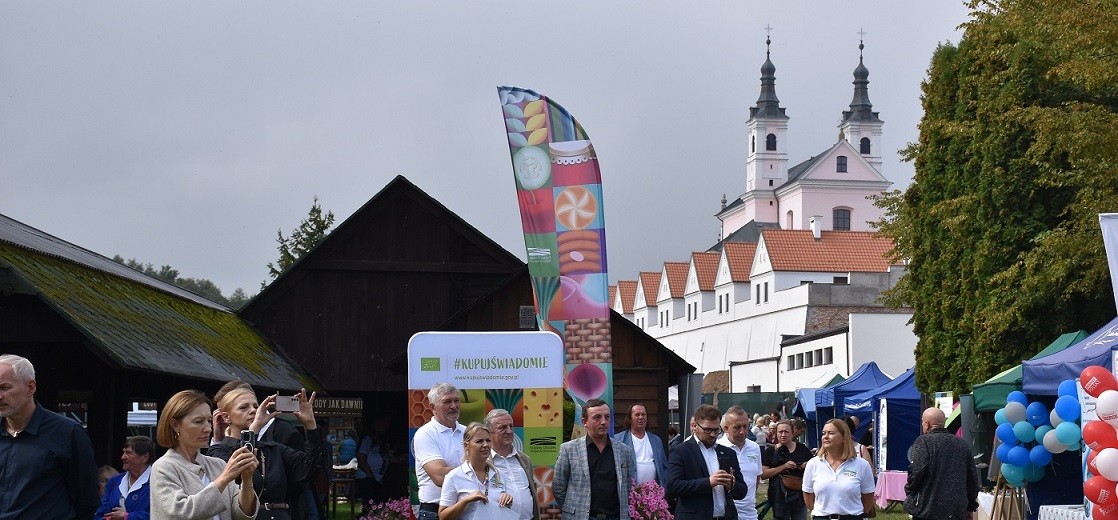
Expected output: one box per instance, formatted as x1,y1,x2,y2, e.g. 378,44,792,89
802,419,875,520
439,423,514,520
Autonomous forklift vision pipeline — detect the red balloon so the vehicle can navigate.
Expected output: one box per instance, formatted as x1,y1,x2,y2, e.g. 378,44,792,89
1087,476,1118,506
1096,502,1118,520
1086,421,1118,451
1083,366,1118,398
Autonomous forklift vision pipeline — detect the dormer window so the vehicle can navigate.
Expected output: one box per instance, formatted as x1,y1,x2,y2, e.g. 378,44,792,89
860,137,871,155
836,155,848,173
766,133,777,151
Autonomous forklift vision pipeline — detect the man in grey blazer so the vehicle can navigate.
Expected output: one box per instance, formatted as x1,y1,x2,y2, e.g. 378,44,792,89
553,399,636,520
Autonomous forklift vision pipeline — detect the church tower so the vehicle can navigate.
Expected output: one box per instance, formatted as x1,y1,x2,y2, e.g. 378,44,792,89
839,36,884,171
743,32,789,223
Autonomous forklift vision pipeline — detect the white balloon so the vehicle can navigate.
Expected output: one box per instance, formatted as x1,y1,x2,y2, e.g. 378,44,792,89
1099,448,1118,481
1043,430,1068,454
1099,391,1118,423
1005,402,1027,424
1051,409,1064,427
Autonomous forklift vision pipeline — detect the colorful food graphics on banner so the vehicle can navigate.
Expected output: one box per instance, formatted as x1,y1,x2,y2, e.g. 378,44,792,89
498,87,614,438
407,332,565,514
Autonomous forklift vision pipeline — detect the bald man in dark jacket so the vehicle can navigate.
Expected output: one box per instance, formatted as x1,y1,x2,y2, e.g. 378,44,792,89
904,407,980,520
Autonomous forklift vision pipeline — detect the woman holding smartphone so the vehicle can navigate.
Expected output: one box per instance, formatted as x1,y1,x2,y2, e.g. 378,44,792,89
208,384,327,520
150,390,258,520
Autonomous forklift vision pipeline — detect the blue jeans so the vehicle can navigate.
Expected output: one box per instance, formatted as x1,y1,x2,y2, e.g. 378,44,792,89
417,509,439,520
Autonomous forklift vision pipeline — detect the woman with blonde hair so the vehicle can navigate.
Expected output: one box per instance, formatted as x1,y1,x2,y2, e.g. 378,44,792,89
802,419,876,519
150,390,259,520
438,423,514,520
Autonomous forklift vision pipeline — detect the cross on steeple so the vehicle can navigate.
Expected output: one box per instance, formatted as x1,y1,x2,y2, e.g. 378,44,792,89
857,28,866,58
764,25,773,56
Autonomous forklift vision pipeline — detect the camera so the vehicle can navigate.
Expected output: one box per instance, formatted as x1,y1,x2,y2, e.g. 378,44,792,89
240,430,256,451
275,394,301,413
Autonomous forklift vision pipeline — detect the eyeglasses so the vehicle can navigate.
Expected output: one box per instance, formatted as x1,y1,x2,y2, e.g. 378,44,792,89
698,425,723,436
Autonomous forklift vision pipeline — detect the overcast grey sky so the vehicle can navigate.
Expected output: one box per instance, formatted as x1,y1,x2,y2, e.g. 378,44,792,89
1,2,971,296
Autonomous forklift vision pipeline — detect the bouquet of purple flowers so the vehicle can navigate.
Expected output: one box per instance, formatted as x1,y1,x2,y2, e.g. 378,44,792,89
628,480,674,520
358,497,412,520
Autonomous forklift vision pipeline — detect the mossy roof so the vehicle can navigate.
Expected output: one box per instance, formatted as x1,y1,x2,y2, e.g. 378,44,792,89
0,240,318,391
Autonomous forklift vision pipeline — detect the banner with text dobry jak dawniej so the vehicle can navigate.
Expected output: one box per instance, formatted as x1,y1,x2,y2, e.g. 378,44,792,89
497,86,614,436
406,332,565,511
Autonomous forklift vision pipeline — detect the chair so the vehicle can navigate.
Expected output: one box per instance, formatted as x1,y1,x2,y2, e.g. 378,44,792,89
331,468,357,519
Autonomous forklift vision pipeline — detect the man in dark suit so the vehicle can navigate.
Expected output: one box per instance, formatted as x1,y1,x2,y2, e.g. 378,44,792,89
667,404,748,520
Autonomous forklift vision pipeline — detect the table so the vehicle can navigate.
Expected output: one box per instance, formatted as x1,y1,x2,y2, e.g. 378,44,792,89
1037,504,1085,520
874,470,907,510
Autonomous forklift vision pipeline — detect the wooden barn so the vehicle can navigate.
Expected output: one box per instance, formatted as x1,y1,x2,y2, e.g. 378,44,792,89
0,214,318,465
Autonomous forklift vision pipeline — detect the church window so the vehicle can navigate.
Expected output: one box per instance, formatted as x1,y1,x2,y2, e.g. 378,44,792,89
836,155,848,173
786,210,794,228
860,137,871,154
833,208,851,230
751,135,756,153
766,133,777,151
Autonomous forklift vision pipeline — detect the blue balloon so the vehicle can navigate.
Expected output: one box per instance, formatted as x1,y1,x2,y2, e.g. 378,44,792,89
1007,391,1029,406
996,442,1014,463
1035,425,1053,444
1029,444,1053,466
1068,441,1082,451
1025,462,1045,483
1059,379,1079,398
1026,402,1048,427
1055,421,1082,445
997,422,1019,444
1002,463,1025,487
1008,445,1031,467
1013,421,1036,443
995,408,1009,425
1055,395,1080,422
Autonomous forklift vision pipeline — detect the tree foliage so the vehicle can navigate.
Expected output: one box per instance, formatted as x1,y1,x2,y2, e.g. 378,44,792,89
876,0,1118,394
111,255,253,309
266,196,335,282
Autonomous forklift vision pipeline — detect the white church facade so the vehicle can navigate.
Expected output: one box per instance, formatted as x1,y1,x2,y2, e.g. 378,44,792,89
611,39,916,391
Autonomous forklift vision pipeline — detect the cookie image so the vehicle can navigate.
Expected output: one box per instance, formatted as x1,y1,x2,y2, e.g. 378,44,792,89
555,186,598,230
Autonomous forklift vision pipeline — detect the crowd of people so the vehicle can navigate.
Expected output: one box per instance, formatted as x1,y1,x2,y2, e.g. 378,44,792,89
0,353,980,520
0,354,334,520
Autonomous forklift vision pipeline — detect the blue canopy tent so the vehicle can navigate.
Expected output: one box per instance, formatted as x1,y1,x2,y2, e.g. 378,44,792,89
851,368,920,471
791,374,846,449
1022,316,1118,395
813,362,892,445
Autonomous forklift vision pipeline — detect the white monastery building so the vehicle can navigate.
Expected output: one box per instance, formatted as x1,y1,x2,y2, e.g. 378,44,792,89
611,38,916,391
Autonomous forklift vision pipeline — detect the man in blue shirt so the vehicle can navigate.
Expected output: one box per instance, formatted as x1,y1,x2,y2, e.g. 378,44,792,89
0,354,99,520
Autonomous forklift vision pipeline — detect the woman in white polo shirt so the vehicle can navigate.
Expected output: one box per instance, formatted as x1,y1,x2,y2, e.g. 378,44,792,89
439,423,514,520
802,419,876,520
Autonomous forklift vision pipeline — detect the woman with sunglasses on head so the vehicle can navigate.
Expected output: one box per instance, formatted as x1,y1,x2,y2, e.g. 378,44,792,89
438,423,514,520
207,383,328,520
802,419,876,520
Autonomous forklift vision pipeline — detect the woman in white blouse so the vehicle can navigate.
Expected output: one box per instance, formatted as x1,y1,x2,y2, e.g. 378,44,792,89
439,423,514,520
802,419,876,520
150,390,259,520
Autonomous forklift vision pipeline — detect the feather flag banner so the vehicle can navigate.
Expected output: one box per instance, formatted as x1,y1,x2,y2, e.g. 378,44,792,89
498,86,614,433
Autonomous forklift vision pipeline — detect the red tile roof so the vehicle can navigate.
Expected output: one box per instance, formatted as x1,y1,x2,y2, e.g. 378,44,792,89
760,230,896,273
663,262,689,299
638,272,661,306
616,280,637,314
723,242,756,282
691,252,721,291
608,285,617,311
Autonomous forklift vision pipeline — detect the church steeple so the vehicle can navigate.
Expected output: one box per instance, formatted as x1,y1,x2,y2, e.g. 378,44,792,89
742,26,789,225
839,31,884,171
750,31,788,120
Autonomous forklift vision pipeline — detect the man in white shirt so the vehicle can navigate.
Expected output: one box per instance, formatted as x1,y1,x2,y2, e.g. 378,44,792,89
613,403,668,485
717,406,763,520
413,382,465,520
485,409,539,520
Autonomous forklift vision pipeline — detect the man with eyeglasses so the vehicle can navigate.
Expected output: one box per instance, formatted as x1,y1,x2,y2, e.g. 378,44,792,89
666,404,747,520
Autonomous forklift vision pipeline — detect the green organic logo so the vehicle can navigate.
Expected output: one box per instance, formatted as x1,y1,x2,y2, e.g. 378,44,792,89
420,357,441,371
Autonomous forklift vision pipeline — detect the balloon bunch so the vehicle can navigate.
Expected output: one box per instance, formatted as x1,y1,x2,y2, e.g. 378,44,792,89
994,386,1079,487
1080,366,1118,519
